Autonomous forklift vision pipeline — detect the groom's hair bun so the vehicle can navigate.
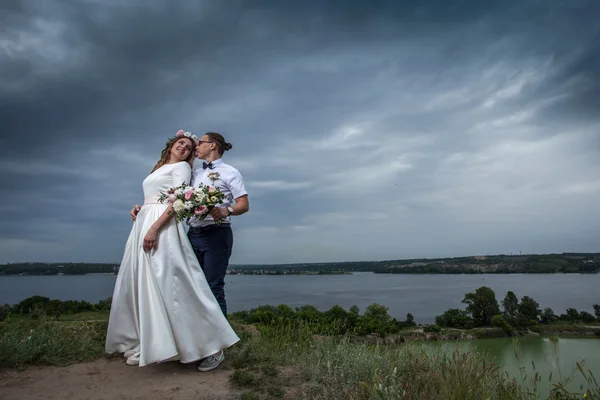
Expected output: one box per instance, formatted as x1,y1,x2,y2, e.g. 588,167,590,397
206,132,232,155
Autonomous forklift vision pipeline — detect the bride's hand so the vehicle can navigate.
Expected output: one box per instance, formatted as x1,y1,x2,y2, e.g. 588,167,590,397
143,228,158,251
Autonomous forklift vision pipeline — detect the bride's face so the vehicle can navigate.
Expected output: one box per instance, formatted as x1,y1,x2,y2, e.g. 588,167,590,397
170,138,193,162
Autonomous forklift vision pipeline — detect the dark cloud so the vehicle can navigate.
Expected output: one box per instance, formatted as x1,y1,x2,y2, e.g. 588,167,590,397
1,0,599,263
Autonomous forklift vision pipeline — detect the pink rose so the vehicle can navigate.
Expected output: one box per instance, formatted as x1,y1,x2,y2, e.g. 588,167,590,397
175,130,185,137
194,205,208,215
208,186,216,192
167,194,177,203
184,190,194,200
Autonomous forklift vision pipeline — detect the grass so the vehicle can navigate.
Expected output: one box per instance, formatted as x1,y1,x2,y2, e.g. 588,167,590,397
1,313,599,399
56,311,110,321
225,321,600,399
0,315,107,369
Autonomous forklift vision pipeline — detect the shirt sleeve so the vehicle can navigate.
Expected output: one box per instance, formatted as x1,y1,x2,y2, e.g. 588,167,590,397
172,162,192,187
228,168,248,199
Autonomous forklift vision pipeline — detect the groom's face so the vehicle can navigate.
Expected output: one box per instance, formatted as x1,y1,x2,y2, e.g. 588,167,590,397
195,135,211,159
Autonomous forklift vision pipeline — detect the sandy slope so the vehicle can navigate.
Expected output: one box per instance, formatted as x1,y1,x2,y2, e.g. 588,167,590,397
0,357,240,400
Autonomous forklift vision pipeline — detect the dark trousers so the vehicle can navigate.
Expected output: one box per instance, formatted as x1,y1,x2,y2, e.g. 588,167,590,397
187,225,233,316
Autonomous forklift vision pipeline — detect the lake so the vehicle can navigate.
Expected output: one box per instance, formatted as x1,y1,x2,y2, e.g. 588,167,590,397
1,272,598,323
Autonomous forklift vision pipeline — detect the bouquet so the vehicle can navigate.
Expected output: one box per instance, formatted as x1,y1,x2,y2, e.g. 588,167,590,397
158,182,226,224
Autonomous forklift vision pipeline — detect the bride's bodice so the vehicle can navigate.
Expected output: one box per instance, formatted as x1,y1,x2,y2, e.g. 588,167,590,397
142,162,192,204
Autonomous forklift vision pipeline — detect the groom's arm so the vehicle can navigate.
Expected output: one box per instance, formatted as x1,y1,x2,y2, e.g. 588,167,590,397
231,195,249,216
209,168,249,220
228,168,248,216
130,205,141,221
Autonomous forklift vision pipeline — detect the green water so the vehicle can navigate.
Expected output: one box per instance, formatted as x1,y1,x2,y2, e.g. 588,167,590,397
414,336,600,397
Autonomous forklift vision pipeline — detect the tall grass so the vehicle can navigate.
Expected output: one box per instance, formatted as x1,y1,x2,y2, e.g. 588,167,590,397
227,321,600,399
295,338,524,399
0,315,107,369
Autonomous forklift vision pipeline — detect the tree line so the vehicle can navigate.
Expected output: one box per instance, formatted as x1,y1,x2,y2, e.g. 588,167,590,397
3,288,598,340
0,263,117,275
434,286,600,335
1,253,598,275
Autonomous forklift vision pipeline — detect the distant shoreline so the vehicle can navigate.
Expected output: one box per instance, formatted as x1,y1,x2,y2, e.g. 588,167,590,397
1,252,598,276
2,271,600,277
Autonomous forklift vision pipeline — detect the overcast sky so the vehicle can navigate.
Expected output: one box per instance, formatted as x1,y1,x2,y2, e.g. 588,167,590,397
1,0,599,265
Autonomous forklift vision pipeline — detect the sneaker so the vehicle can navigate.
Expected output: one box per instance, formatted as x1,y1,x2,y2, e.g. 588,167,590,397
126,353,140,366
197,350,224,372
124,345,140,359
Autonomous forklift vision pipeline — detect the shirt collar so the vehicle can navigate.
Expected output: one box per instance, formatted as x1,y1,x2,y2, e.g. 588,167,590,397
208,158,223,167
193,158,223,172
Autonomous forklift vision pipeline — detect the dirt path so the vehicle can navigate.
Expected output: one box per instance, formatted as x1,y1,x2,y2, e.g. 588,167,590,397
0,357,241,400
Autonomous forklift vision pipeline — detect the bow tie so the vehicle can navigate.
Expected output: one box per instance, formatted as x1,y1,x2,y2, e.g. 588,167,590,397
202,162,214,170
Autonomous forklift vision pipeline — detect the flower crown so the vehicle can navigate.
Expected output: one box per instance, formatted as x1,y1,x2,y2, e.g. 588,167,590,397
171,130,200,146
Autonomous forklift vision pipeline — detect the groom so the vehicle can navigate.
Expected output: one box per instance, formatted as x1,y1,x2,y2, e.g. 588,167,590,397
187,131,249,371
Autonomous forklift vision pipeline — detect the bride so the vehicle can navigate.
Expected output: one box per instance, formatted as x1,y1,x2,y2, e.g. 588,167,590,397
105,130,240,367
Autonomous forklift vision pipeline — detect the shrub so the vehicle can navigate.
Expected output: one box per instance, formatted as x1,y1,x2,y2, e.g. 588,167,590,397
435,309,474,329
580,311,596,323
540,307,557,324
355,304,396,337
491,315,515,336
423,324,441,333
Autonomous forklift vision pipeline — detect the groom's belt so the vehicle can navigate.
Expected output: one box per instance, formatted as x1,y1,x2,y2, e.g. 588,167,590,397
188,223,231,233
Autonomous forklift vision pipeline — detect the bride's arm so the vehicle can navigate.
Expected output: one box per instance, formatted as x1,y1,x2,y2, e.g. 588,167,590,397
143,203,176,251
143,162,192,251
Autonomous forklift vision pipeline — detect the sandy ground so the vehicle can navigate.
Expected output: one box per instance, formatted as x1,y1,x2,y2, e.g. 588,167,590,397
0,357,241,400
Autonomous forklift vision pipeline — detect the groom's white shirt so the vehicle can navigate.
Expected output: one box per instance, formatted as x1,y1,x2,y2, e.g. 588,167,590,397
188,158,247,228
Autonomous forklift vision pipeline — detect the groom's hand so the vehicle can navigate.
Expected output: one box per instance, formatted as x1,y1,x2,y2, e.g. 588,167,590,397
209,206,229,221
130,205,141,221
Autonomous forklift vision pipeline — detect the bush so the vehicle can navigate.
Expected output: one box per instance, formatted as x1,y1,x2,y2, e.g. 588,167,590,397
11,296,51,314
580,311,596,323
10,296,105,317
423,324,441,333
95,297,112,312
230,303,415,337
435,309,474,329
355,304,397,337
540,307,557,324
491,315,515,336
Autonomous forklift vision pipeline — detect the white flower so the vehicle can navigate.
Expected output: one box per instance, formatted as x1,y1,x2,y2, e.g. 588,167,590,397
208,172,220,182
173,199,185,212
184,201,193,210
195,192,206,202
210,196,218,202
175,188,185,196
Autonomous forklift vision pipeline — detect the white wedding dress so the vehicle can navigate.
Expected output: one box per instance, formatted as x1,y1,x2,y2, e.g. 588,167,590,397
105,161,240,366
